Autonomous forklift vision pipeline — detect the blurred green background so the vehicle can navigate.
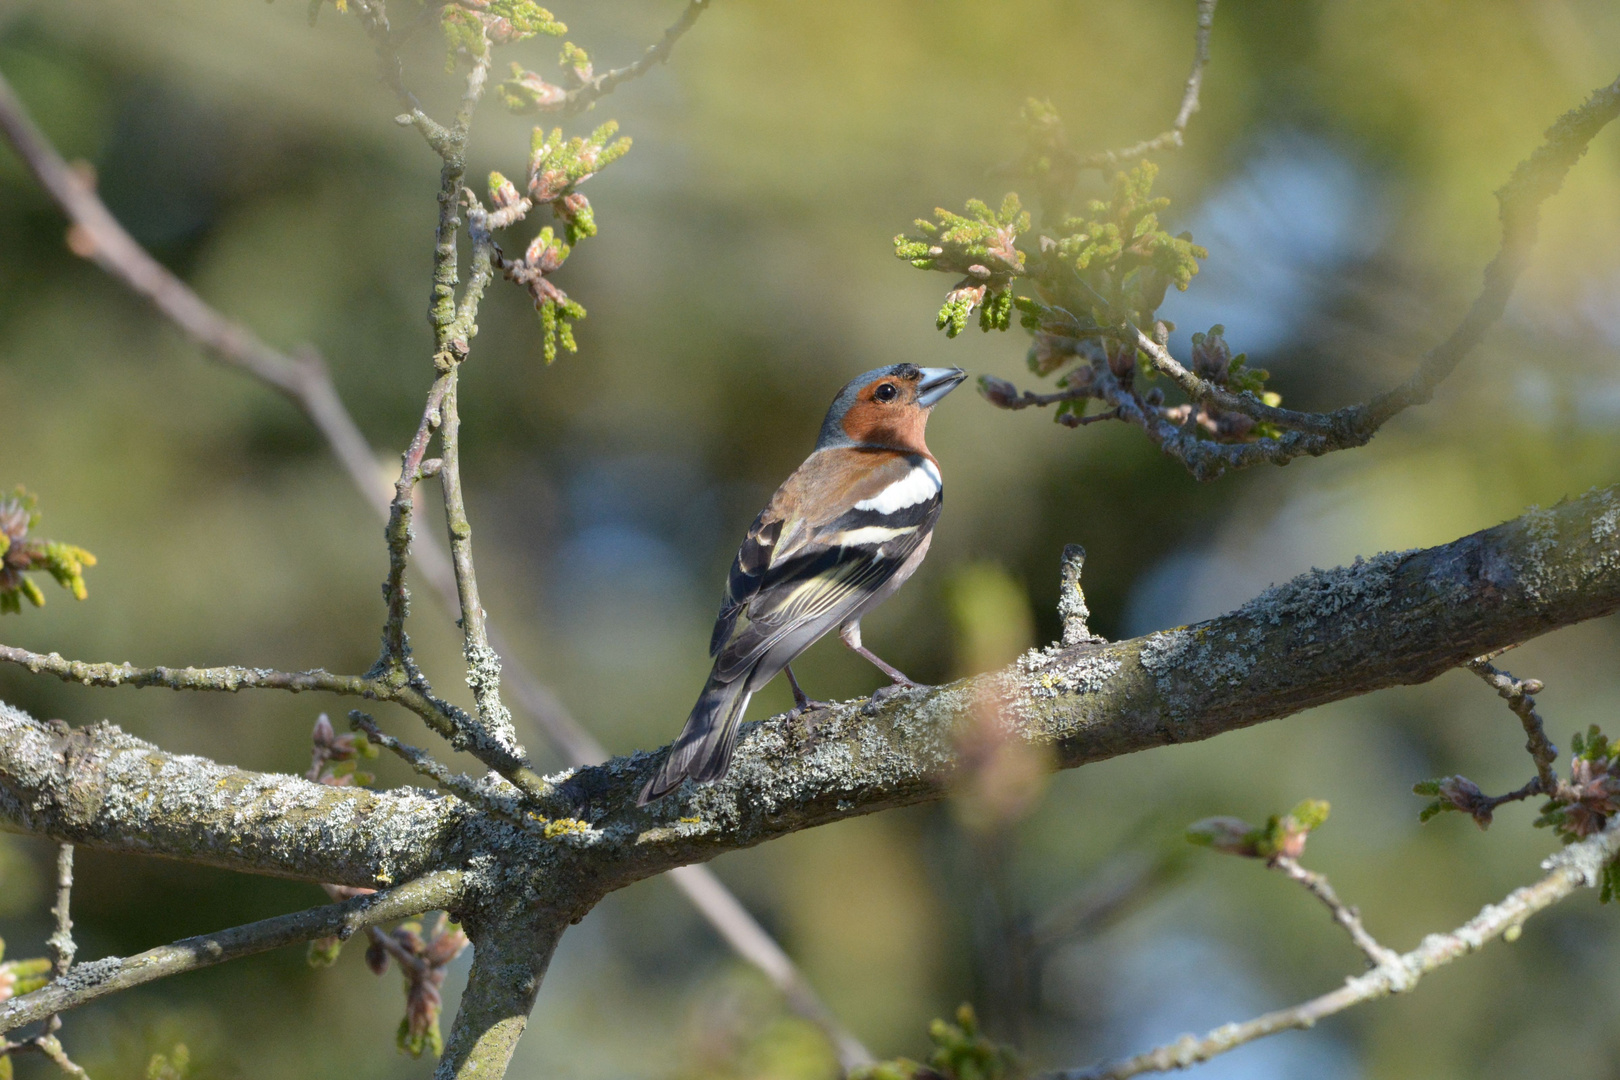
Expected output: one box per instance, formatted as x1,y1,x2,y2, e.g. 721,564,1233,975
3,1,1620,1077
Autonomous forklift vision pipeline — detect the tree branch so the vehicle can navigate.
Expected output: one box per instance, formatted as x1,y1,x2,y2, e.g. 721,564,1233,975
1023,71,1620,481
435,914,565,1080
0,870,463,1035
1269,855,1399,969
556,0,712,118
1468,657,1560,794
0,52,867,1065
1050,821,1620,1080
575,483,1620,874
1080,0,1217,171
0,700,470,885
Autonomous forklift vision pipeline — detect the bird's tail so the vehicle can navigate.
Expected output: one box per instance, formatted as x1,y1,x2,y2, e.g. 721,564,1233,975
638,673,754,804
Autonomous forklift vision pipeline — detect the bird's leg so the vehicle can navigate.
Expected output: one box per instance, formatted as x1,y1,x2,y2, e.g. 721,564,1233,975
839,621,925,693
784,664,832,715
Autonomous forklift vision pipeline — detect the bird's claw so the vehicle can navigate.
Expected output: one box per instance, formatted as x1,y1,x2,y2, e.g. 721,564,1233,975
869,681,929,705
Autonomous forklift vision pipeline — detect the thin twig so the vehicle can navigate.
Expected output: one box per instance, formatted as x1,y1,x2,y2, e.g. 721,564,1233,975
46,844,75,979
1270,855,1400,969
0,643,470,750
349,711,528,828
1080,0,1217,171
0,871,464,1035
1468,658,1560,793
32,1034,89,1079
557,0,712,118
1048,823,1620,1080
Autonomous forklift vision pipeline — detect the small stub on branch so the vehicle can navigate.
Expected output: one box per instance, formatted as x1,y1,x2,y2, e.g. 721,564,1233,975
1059,544,1101,646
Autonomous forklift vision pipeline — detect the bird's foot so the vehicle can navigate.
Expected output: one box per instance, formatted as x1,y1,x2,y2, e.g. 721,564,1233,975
788,696,834,720
869,680,930,705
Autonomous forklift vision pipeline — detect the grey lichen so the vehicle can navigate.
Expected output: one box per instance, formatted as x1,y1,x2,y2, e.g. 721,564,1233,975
1017,645,1122,699
1235,550,1409,629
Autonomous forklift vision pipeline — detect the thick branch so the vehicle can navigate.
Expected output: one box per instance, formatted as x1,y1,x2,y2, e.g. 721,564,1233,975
583,485,1620,875
0,870,463,1035
436,914,565,1080
1051,822,1620,1079
0,700,469,885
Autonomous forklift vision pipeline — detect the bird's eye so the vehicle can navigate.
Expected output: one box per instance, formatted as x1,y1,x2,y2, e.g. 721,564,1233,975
873,383,898,402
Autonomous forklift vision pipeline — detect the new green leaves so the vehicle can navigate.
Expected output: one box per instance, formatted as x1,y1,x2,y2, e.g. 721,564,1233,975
853,1005,1022,1080
1187,799,1331,860
486,121,631,362
441,0,567,70
0,487,96,615
895,194,1027,337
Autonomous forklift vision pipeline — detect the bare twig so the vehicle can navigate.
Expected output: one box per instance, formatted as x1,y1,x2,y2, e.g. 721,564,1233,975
1468,658,1560,793
1269,855,1400,969
1080,0,1217,171
557,0,712,118
46,844,75,979
1050,823,1620,1080
349,711,529,828
0,643,479,755
32,1034,90,1079
0,871,465,1035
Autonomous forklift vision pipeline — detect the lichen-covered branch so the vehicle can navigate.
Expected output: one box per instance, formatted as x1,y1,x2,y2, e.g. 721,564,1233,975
0,871,463,1035
0,700,470,886
435,914,566,1080
577,483,1620,875
1049,821,1620,1080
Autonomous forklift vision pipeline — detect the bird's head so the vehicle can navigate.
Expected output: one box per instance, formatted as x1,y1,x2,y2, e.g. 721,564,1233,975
816,363,967,454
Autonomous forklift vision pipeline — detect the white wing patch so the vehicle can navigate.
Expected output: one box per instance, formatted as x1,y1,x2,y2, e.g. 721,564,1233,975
827,524,920,548
853,463,940,514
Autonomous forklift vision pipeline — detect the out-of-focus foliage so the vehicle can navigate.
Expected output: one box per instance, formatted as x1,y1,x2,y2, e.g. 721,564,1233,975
853,1005,1021,1080
3,1,1620,1078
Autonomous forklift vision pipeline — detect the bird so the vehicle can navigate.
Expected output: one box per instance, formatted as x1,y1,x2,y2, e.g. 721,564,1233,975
639,362,967,804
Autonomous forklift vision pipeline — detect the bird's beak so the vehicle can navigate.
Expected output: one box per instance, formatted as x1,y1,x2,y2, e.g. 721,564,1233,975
916,367,968,408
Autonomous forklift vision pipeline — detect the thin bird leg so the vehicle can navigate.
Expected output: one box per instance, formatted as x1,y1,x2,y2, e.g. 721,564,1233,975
839,622,922,688
783,665,832,714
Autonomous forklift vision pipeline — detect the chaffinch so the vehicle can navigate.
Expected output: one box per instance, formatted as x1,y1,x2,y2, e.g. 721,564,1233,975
639,362,967,803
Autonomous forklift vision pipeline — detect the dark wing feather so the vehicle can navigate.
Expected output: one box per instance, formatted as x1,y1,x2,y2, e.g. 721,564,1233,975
709,511,782,657
711,495,940,681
